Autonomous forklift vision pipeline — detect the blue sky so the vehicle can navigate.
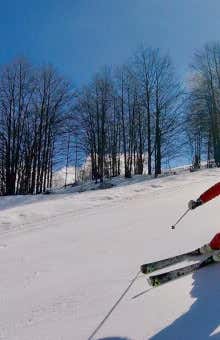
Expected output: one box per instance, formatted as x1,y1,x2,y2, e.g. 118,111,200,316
1,0,220,87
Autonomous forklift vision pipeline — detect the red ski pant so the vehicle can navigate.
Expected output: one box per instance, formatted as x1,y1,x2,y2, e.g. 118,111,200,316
210,233,220,250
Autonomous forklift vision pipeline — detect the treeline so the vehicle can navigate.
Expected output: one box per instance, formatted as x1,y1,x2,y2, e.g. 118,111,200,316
2,42,220,195
0,60,71,195
186,42,220,168
76,47,183,182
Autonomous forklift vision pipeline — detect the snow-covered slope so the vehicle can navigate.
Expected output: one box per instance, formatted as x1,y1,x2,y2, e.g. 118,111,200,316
1,168,220,339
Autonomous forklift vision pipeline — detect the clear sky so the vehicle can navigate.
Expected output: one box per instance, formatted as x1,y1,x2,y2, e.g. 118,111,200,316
1,0,220,87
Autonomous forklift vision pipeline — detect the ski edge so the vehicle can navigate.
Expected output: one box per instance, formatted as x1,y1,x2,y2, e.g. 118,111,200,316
140,248,201,274
147,255,217,288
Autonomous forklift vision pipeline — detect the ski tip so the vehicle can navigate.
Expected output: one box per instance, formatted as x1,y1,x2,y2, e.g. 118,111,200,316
147,276,161,287
141,263,156,274
171,225,175,230
147,277,153,287
140,265,147,274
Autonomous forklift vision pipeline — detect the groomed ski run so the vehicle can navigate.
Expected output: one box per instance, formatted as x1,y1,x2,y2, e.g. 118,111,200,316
1,167,220,339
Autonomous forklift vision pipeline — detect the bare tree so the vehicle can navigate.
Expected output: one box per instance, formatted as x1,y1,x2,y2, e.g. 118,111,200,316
0,60,72,195
187,42,220,167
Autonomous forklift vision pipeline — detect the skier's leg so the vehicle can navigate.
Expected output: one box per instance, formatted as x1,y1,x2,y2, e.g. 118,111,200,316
209,233,220,250
199,233,220,254
210,234,220,261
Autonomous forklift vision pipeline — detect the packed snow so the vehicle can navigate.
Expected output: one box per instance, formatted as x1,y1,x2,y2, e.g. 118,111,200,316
1,168,220,339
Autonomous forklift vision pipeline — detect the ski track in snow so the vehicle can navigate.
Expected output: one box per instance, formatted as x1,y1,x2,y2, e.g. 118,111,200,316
0,168,220,339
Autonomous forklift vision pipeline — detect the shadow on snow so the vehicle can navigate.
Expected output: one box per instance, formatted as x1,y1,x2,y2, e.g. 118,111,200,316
149,264,220,339
97,337,131,340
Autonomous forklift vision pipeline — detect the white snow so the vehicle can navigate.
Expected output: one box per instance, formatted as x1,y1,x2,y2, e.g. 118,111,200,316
1,168,220,339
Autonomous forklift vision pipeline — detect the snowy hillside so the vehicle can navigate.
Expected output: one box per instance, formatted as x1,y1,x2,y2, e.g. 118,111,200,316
1,168,220,339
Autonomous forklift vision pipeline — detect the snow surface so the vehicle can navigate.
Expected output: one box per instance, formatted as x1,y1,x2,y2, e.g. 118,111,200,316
1,168,220,339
